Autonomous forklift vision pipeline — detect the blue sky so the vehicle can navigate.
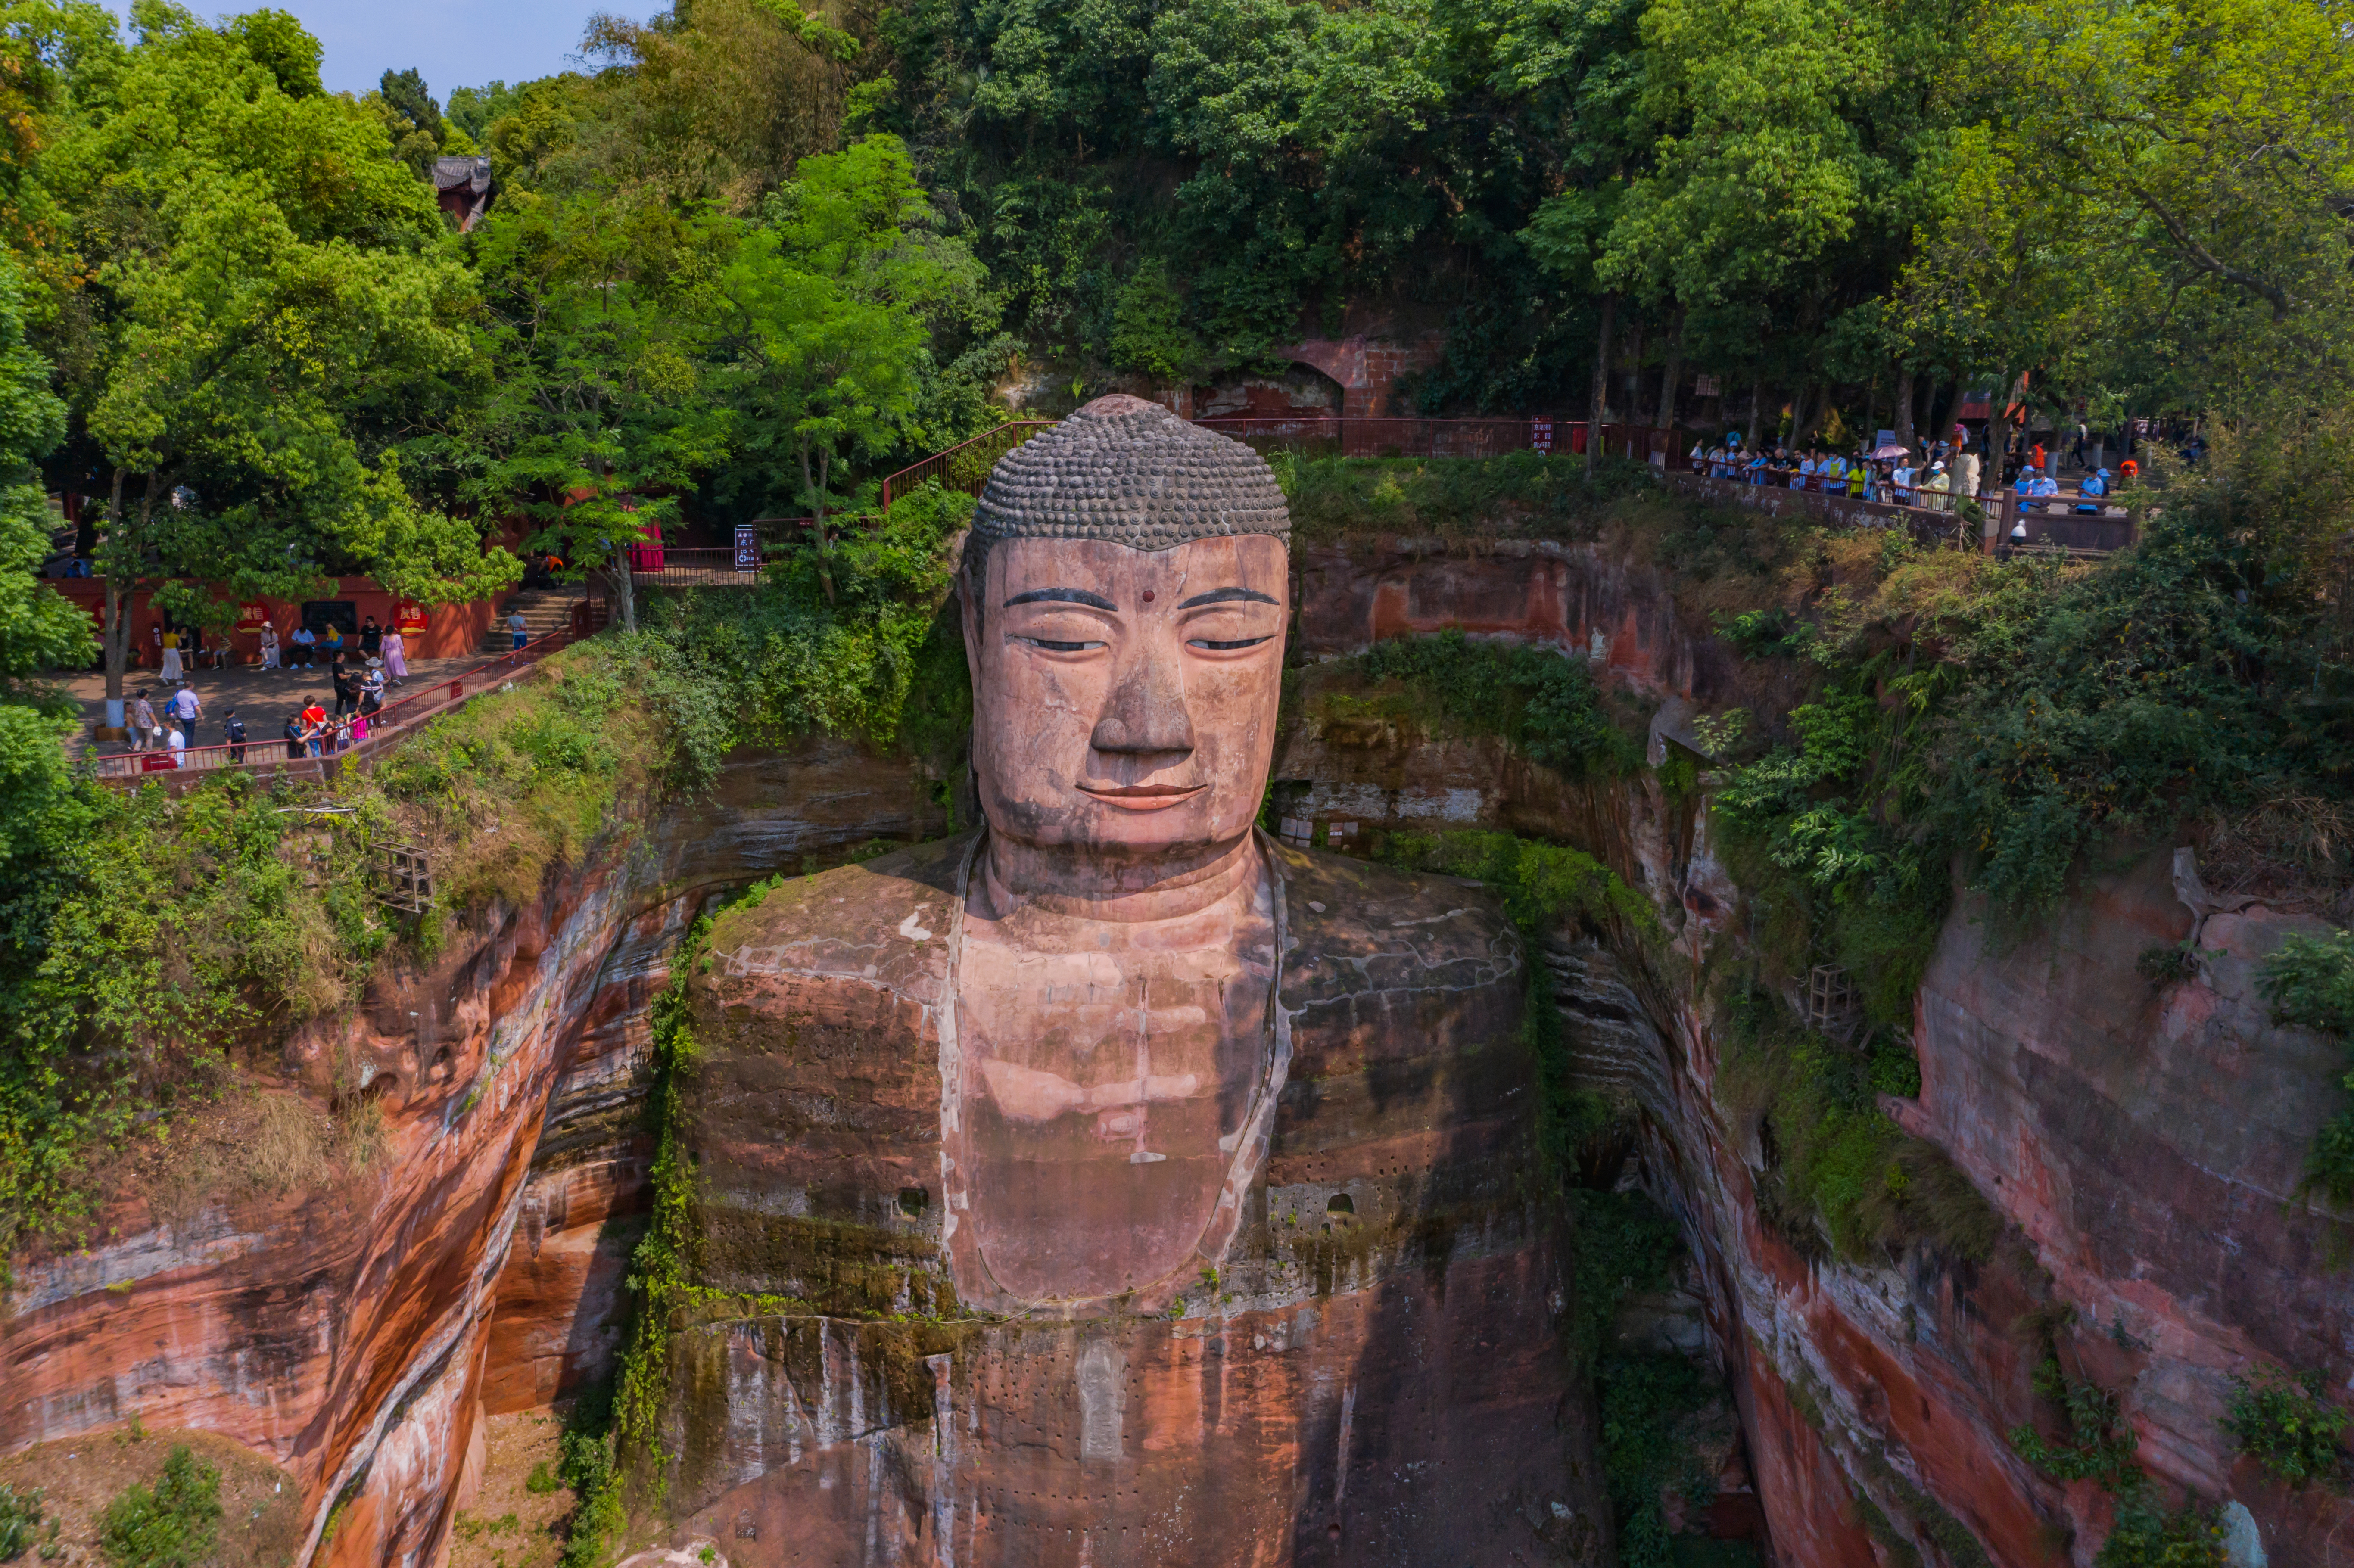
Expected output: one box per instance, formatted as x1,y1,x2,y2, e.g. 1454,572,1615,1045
109,0,653,97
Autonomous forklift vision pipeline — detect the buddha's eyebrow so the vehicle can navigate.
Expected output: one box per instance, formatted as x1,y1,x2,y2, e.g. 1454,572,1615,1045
1003,588,1116,610
1177,587,1279,608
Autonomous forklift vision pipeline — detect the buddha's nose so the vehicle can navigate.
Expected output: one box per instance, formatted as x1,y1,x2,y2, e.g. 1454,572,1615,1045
1090,651,1195,757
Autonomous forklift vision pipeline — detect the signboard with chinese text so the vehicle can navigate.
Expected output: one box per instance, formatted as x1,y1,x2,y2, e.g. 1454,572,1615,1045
1530,420,1554,454
394,601,430,633
734,524,759,572
234,601,270,631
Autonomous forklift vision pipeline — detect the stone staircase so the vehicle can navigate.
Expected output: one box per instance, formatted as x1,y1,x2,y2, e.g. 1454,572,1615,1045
480,588,587,654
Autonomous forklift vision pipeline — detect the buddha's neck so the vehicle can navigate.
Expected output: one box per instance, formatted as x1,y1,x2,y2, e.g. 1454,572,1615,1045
976,831,1264,924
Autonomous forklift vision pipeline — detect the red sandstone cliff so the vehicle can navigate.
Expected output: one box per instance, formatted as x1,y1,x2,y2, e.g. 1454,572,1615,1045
7,538,2350,1568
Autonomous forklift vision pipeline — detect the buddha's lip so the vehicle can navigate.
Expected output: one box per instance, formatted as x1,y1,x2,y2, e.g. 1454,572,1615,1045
1078,783,1203,811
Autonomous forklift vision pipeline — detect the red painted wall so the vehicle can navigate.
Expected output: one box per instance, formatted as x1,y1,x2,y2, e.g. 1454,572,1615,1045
45,578,500,666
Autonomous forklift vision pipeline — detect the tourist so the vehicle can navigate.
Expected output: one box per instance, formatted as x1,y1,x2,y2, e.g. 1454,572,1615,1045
1818,451,1847,491
1846,455,1867,498
381,623,408,684
361,658,386,715
1918,460,1952,512
330,656,357,716
2119,457,2139,485
2029,470,2061,500
1891,454,1916,505
1791,449,1814,489
130,690,160,753
288,622,316,667
258,621,280,670
167,681,202,741
282,712,306,761
299,697,327,757
318,621,344,662
2029,437,2047,476
508,606,529,650
1689,437,1708,473
159,624,183,685
223,708,246,764
1747,447,1770,484
165,725,184,768
146,619,161,671
359,615,382,658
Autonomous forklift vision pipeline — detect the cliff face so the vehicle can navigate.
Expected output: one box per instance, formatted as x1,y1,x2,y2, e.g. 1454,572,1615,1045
1282,538,2354,1568
0,738,948,1568
7,536,2350,1568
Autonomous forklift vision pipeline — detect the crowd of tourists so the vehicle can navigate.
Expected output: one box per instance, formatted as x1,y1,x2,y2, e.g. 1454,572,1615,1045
1687,423,2145,519
137,612,413,681
121,645,408,766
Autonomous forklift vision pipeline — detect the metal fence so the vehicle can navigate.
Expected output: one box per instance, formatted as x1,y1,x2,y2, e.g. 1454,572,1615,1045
627,547,769,588
1192,416,1678,462
1667,470,2142,554
88,620,586,788
881,421,1056,508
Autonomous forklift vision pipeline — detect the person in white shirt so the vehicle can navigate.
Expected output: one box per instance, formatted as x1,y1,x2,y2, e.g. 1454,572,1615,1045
258,623,280,670
289,624,316,667
1891,458,1916,504
508,609,529,650
165,727,185,767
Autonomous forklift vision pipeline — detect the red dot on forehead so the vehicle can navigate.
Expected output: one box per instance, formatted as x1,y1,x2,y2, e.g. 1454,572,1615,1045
1141,590,1155,602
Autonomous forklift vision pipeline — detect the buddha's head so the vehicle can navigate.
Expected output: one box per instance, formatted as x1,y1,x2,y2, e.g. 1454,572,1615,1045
959,396,1290,874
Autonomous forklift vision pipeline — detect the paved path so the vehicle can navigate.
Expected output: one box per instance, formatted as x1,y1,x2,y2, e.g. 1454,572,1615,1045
54,654,491,757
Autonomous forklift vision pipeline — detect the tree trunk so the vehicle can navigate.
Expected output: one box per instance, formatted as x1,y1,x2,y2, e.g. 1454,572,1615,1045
101,468,128,704
802,442,838,604
1744,378,1765,451
1893,364,1917,457
1924,378,1956,452
1585,292,1617,475
1656,309,1687,444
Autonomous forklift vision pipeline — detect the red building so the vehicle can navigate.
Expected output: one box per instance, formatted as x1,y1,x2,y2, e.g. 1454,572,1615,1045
433,155,493,231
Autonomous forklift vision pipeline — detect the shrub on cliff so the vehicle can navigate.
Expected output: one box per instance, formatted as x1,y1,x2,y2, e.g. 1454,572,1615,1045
98,1447,219,1568
2257,929,2354,1205
2220,1365,2349,1487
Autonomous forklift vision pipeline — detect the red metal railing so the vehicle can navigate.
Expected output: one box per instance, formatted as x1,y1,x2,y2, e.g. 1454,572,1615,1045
880,421,1055,509
1193,416,1687,464
626,547,771,587
88,619,588,788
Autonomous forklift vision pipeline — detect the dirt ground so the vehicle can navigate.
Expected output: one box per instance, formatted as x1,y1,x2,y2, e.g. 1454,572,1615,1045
448,1409,579,1568
0,1427,302,1568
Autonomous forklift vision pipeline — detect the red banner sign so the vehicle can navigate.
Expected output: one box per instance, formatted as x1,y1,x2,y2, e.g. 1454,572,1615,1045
234,601,270,631
394,601,430,633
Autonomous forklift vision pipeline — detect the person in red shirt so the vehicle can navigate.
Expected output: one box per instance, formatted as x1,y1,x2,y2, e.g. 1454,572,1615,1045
299,699,327,757
2030,439,2047,475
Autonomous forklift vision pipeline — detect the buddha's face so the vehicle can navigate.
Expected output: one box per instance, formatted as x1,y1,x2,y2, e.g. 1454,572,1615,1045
963,533,1288,864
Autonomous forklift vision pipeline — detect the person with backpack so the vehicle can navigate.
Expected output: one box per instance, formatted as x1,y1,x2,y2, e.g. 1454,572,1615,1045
283,712,306,760
223,709,247,764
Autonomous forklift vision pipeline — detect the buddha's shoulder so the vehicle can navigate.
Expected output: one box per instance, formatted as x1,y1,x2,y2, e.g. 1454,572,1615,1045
1270,840,1523,1004
700,832,972,1004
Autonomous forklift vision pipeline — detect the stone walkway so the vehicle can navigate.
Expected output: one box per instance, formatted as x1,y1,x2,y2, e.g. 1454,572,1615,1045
56,653,489,756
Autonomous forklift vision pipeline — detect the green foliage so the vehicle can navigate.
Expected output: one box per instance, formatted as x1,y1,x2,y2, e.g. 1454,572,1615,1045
2219,1366,2348,1487
98,1447,220,1568
1720,992,2000,1263
1597,1352,1716,1568
1567,1188,1681,1369
2008,1357,2142,1489
1278,453,1662,541
2095,1498,2228,1568
523,1460,561,1496
1351,632,1642,777
1379,830,1663,942
2258,929,2354,1204
1108,259,1203,384
0,1482,43,1561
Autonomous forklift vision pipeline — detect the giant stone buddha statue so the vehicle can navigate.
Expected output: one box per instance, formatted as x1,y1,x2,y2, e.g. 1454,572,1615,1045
665,396,1603,1565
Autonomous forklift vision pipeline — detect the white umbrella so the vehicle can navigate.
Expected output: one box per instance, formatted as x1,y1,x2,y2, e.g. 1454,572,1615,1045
1868,442,1910,460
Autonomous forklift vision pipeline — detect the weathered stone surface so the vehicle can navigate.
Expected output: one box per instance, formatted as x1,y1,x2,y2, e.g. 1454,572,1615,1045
669,831,1604,1564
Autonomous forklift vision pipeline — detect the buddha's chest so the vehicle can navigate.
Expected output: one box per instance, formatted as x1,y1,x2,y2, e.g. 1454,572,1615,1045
944,884,1280,1310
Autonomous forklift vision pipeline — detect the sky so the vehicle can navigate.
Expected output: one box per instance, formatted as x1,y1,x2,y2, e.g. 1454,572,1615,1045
106,0,650,98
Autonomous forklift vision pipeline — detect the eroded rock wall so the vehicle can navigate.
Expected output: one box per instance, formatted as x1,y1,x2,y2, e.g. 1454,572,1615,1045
0,738,946,1568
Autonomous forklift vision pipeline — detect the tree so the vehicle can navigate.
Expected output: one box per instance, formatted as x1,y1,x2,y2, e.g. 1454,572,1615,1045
461,193,731,634
713,135,983,601
38,4,517,712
